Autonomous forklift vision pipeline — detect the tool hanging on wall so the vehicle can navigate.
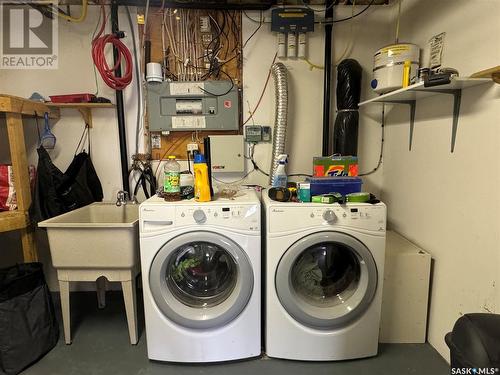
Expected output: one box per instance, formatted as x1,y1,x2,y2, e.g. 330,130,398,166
92,4,133,90
39,112,57,150
129,156,157,201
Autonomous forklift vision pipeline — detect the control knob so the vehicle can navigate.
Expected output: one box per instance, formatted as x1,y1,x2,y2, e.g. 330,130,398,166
323,210,337,223
193,209,207,224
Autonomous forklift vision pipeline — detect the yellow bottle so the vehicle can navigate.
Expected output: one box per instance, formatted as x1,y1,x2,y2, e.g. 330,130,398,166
193,154,211,202
402,60,411,88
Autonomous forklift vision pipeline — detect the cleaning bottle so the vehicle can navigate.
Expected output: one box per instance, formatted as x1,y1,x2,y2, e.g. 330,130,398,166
272,154,288,188
163,155,181,201
193,154,211,202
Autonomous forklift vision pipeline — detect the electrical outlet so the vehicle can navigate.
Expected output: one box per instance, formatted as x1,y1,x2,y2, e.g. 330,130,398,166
187,143,199,153
262,126,272,142
151,134,161,149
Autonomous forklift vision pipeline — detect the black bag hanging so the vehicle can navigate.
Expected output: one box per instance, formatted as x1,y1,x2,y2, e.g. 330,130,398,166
333,59,363,156
30,124,103,223
0,263,59,375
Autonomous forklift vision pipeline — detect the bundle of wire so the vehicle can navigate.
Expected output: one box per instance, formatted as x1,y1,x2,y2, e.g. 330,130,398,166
92,5,133,90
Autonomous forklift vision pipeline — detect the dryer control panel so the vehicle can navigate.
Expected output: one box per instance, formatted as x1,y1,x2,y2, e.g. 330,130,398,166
268,204,386,233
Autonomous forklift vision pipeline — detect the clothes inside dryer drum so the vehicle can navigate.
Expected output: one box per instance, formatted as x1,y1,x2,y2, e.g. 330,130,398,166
166,242,238,308
291,243,360,308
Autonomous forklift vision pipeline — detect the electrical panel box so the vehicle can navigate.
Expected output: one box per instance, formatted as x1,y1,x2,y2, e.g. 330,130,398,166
271,7,315,33
208,135,244,173
245,125,262,142
244,125,272,143
147,81,239,132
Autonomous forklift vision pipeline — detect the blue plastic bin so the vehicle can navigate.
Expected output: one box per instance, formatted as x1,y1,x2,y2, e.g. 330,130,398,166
306,177,362,196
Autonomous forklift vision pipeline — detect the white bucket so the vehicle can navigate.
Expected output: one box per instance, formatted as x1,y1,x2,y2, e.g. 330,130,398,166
371,43,420,94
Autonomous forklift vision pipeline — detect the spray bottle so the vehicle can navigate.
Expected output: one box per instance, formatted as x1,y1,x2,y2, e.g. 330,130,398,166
272,154,288,188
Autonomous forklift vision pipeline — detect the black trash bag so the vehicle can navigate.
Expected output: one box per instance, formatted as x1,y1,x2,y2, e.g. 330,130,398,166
333,59,363,156
30,146,103,223
0,263,59,375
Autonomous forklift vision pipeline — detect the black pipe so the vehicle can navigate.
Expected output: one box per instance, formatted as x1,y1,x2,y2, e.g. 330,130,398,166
111,1,130,194
322,0,334,156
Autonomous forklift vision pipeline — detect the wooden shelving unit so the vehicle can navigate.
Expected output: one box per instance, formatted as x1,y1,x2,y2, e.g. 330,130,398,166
46,102,115,128
0,95,60,262
358,77,492,152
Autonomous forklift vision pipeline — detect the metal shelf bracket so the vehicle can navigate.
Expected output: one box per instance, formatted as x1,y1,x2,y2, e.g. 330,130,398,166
417,89,462,152
385,100,416,150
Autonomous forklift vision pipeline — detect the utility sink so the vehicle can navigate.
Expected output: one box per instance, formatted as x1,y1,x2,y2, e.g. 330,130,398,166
38,202,140,345
38,202,139,269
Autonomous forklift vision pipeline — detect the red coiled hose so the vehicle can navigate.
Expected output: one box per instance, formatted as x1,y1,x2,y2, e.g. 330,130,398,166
92,5,133,90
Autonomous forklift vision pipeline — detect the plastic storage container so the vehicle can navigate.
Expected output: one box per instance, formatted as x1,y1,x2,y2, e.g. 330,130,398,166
307,177,362,197
445,313,500,371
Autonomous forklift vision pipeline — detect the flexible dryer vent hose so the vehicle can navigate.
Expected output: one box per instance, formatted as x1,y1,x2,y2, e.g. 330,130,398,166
269,62,289,185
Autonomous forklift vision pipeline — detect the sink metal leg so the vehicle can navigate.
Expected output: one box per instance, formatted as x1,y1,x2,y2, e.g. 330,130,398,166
96,276,107,309
59,280,71,345
122,277,138,345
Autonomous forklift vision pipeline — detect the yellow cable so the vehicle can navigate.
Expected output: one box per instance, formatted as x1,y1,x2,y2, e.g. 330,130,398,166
395,0,402,43
303,58,324,71
56,0,88,23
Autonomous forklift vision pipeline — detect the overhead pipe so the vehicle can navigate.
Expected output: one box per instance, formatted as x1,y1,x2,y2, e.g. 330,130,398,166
269,62,289,185
322,0,334,156
111,1,130,194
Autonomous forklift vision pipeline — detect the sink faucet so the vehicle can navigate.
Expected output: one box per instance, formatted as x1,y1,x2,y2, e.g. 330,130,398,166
116,191,130,206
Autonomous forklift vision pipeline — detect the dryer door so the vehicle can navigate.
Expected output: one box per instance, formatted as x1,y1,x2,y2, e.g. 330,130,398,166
275,231,378,330
149,231,254,329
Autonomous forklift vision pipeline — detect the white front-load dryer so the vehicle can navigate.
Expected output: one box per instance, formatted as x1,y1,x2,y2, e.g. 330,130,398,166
263,193,386,361
139,190,261,362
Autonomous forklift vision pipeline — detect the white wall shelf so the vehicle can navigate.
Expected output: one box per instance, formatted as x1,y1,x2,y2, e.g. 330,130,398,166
358,78,492,152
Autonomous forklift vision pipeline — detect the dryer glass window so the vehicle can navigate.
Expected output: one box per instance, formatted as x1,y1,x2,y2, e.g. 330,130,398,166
166,241,238,308
291,242,360,308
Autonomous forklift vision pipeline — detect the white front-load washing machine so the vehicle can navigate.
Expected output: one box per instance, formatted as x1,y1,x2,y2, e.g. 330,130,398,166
139,190,261,363
263,193,386,361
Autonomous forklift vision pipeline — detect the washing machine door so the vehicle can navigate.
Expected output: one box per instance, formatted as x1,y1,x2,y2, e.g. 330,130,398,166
275,231,378,330
149,231,254,329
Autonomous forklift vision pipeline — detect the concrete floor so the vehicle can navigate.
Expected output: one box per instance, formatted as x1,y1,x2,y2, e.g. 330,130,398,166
23,292,449,375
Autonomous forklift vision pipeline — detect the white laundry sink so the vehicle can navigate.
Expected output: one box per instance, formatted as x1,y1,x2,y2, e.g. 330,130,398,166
38,202,139,269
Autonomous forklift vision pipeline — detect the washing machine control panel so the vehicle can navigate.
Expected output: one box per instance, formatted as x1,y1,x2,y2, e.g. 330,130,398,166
177,205,260,231
322,209,337,223
269,204,386,233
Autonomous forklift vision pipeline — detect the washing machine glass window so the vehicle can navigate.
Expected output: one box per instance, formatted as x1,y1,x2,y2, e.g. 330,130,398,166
149,231,254,330
275,231,378,330
167,241,238,308
291,242,360,308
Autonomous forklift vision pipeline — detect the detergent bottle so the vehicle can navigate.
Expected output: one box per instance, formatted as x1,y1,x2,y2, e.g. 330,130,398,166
272,154,288,188
193,154,211,202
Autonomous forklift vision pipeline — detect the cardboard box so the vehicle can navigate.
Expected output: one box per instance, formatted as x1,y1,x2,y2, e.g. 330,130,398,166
313,156,358,177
